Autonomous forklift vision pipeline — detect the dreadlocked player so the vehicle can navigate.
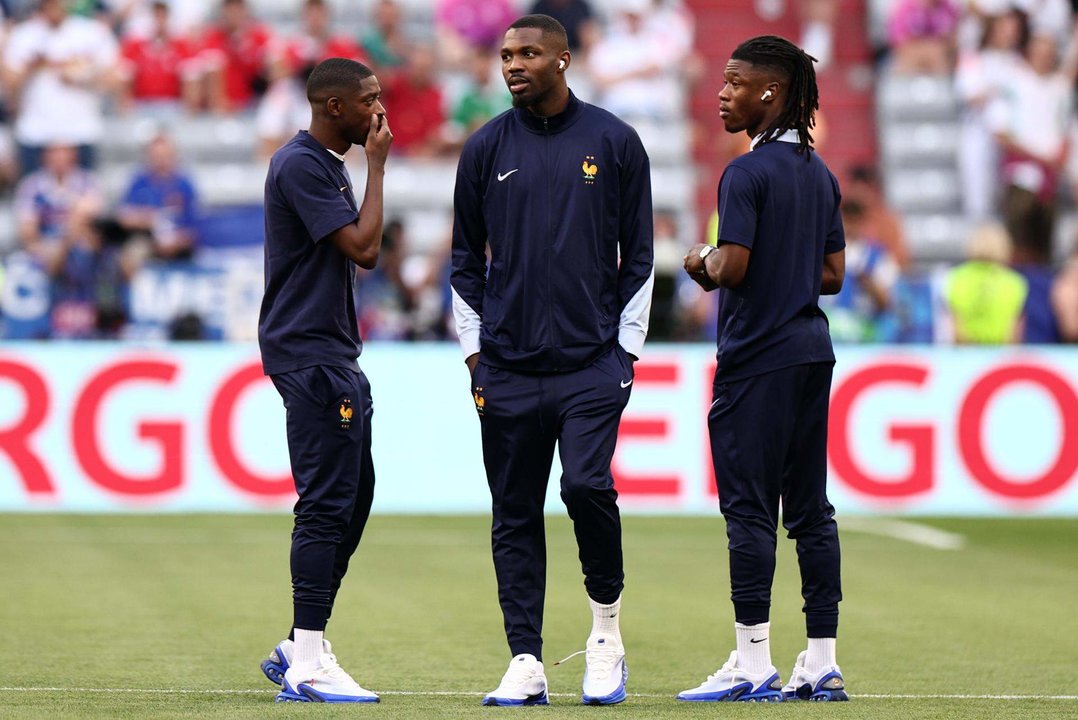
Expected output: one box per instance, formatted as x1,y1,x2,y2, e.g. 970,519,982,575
678,35,849,703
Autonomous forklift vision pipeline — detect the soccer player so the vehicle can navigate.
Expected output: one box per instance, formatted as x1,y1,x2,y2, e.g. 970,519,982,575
677,35,848,703
450,14,654,707
256,57,392,704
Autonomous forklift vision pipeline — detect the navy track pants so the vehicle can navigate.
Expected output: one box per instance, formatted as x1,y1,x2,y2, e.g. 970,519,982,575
473,344,634,660
271,365,375,632
708,362,841,638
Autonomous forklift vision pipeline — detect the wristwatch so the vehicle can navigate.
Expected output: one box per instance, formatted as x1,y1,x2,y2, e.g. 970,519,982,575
699,245,716,260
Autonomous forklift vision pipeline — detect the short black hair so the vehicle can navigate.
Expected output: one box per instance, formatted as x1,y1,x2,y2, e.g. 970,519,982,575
731,35,819,155
306,57,374,103
507,14,569,52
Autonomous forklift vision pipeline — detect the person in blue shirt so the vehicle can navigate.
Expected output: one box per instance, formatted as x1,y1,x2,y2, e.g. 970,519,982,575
679,35,848,703
116,133,200,262
451,14,653,708
256,57,392,704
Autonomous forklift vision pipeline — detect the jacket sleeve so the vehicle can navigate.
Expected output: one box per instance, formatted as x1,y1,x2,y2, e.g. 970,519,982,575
450,137,487,358
616,131,655,358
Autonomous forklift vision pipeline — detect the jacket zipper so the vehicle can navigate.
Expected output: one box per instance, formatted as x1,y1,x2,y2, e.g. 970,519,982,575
543,116,558,370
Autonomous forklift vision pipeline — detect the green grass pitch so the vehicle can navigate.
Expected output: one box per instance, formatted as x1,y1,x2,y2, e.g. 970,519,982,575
3,513,1077,719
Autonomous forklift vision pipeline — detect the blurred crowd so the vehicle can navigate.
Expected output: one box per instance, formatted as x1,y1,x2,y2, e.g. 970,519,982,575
0,0,705,341
1,0,1077,345
873,0,1078,343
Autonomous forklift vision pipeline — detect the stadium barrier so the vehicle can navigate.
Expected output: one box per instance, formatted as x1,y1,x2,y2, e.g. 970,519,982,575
1,343,1076,515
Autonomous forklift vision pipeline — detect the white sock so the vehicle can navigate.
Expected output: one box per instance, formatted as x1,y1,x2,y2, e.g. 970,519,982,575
588,595,622,644
804,637,837,673
735,621,772,674
293,629,323,674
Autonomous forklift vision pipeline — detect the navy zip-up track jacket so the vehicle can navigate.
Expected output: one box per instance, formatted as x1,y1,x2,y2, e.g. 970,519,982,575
451,91,655,373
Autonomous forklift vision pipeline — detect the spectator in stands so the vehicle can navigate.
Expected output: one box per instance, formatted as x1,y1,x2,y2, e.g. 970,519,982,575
649,209,683,340
444,43,510,149
256,0,365,158
944,222,1027,343
14,143,104,268
355,218,415,340
1051,246,1078,342
196,0,274,113
435,0,516,68
588,0,678,119
13,142,122,338
114,0,212,40
1016,261,1061,342
819,200,899,342
528,0,599,56
988,32,1076,265
115,132,199,263
843,163,911,270
117,0,201,116
955,8,1028,221
380,44,448,157
361,0,409,72
887,0,959,74
800,0,838,71
1,0,120,174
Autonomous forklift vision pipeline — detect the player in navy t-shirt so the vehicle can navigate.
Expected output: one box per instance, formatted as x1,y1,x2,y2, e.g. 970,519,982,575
678,36,849,703
256,57,392,704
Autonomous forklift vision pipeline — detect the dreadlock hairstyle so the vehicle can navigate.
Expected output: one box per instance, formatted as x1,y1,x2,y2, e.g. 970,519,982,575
731,35,819,155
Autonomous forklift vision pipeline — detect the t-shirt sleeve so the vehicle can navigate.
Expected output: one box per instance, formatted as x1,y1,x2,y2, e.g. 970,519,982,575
715,165,758,250
825,174,845,254
278,153,358,244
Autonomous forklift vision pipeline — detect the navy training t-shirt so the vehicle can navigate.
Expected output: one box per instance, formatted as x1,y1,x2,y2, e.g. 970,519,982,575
713,138,845,381
258,131,361,376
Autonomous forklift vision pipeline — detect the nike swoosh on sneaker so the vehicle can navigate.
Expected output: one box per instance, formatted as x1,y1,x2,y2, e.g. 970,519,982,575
497,169,519,181
620,379,632,388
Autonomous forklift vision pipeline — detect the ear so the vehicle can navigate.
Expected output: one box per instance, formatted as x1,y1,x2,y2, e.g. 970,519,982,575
761,82,779,102
558,52,570,72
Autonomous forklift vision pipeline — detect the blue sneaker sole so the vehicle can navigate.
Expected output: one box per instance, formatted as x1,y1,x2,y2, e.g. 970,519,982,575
261,658,286,686
481,693,549,706
276,683,380,703
582,661,628,705
678,691,784,703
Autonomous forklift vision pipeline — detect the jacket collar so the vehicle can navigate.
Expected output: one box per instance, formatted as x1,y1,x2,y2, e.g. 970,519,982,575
514,90,584,134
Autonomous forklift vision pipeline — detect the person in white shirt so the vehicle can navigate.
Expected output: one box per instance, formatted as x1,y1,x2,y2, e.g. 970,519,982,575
987,32,1076,264
2,0,120,175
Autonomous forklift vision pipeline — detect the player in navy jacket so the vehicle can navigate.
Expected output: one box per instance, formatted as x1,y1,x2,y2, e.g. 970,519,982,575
678,36,848,703
450,14,653,707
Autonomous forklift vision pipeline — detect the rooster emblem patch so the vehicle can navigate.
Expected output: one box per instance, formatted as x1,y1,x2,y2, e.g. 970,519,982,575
582,156,598,184
339,399,353,429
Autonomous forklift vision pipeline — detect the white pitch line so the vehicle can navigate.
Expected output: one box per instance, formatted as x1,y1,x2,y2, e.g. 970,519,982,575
842,518,966,550
2,687,1076,700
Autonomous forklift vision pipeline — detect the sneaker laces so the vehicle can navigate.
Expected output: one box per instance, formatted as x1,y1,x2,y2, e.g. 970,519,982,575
318,652,359,686
554,643,621,681
705,652,740,682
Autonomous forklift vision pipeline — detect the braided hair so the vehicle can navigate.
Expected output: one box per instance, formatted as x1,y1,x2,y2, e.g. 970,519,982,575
731,35,819,155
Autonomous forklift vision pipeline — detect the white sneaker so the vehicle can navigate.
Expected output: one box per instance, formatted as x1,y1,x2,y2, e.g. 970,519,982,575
259,637,333,686
482,653,549,706
782,651,848,701
276,651,379,703
677,651,784,702
581,633,628,705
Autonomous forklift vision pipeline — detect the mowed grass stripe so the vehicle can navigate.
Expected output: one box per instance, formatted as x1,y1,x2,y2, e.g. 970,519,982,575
3,514,1077,720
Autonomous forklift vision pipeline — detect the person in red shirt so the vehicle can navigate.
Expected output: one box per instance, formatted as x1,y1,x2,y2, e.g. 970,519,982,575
278,0,366,78
379,44,448,156
197,0,275,113
118,1,200,113
256,0,369,158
